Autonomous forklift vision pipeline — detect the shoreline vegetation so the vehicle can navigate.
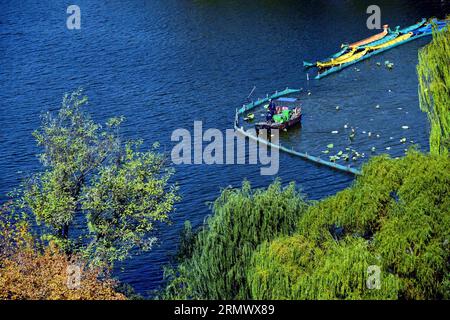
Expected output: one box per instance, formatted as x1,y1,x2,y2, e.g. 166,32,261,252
162,26,450,300
1,27,449,300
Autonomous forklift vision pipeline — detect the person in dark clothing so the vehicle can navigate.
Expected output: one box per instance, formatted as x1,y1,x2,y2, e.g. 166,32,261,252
266,99,276,122
268,99,276,114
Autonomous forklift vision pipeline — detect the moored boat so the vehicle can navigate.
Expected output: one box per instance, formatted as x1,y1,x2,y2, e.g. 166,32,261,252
311,17,447,79
254,97,302,132
317,48,369,68
367,32,413,51
346,24,389,48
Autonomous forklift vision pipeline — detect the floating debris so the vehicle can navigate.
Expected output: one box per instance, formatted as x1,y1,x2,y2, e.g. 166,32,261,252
386,146,391,150
368,132,372,137
336,106,340,110
327,143,334,149
390,137,394,140
349,128,356,142
337,150,343,156
376,62,381,66
385,60,394,69
322,150,330,154
376,134,380,138
331,130,339,134
375,104,380,109
329,155,339,162
362,131,366,134
400,137,407,143
402,125,409,129
244,113,255,121
371,146,376,152
397,107,403,110
344,124,348,129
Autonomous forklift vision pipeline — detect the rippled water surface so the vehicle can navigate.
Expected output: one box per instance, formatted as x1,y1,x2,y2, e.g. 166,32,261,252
1,0,449,295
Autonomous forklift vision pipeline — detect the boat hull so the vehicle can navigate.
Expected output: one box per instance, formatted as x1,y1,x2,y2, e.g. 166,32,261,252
255,113,302,132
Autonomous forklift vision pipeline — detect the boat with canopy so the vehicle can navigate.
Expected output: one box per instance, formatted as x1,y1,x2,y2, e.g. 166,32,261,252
254,96,302,132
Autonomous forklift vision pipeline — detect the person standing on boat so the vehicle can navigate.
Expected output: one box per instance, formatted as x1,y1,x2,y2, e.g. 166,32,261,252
266,99,276,122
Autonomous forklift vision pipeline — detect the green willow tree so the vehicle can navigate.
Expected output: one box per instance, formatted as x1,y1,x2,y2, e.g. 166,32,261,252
249,152,449,300
417,25,450,156
18,89,179,267
162,181,307,299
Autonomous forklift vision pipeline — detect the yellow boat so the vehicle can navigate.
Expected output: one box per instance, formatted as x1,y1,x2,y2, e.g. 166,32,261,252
367,32,413,51
316,48,358,68
317,48,369,68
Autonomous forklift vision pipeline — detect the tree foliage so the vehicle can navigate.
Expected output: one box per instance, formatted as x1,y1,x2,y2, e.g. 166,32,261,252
0,205,125,300
162,181,308,299
165,153,449,300
417,25,450,156
248,152,449,300
16,90,179,267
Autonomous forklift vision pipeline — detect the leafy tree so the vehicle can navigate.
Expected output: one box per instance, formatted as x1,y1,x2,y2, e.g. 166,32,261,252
162,181,308,299
0,204,125,300
17,89,179,267
248,152,449,300
417,25,450,156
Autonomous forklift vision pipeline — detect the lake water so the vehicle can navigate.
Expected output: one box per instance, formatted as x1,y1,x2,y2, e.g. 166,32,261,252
1,0,448,296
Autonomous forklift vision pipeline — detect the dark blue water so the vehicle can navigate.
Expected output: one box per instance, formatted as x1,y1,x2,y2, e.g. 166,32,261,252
1,0,448,296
